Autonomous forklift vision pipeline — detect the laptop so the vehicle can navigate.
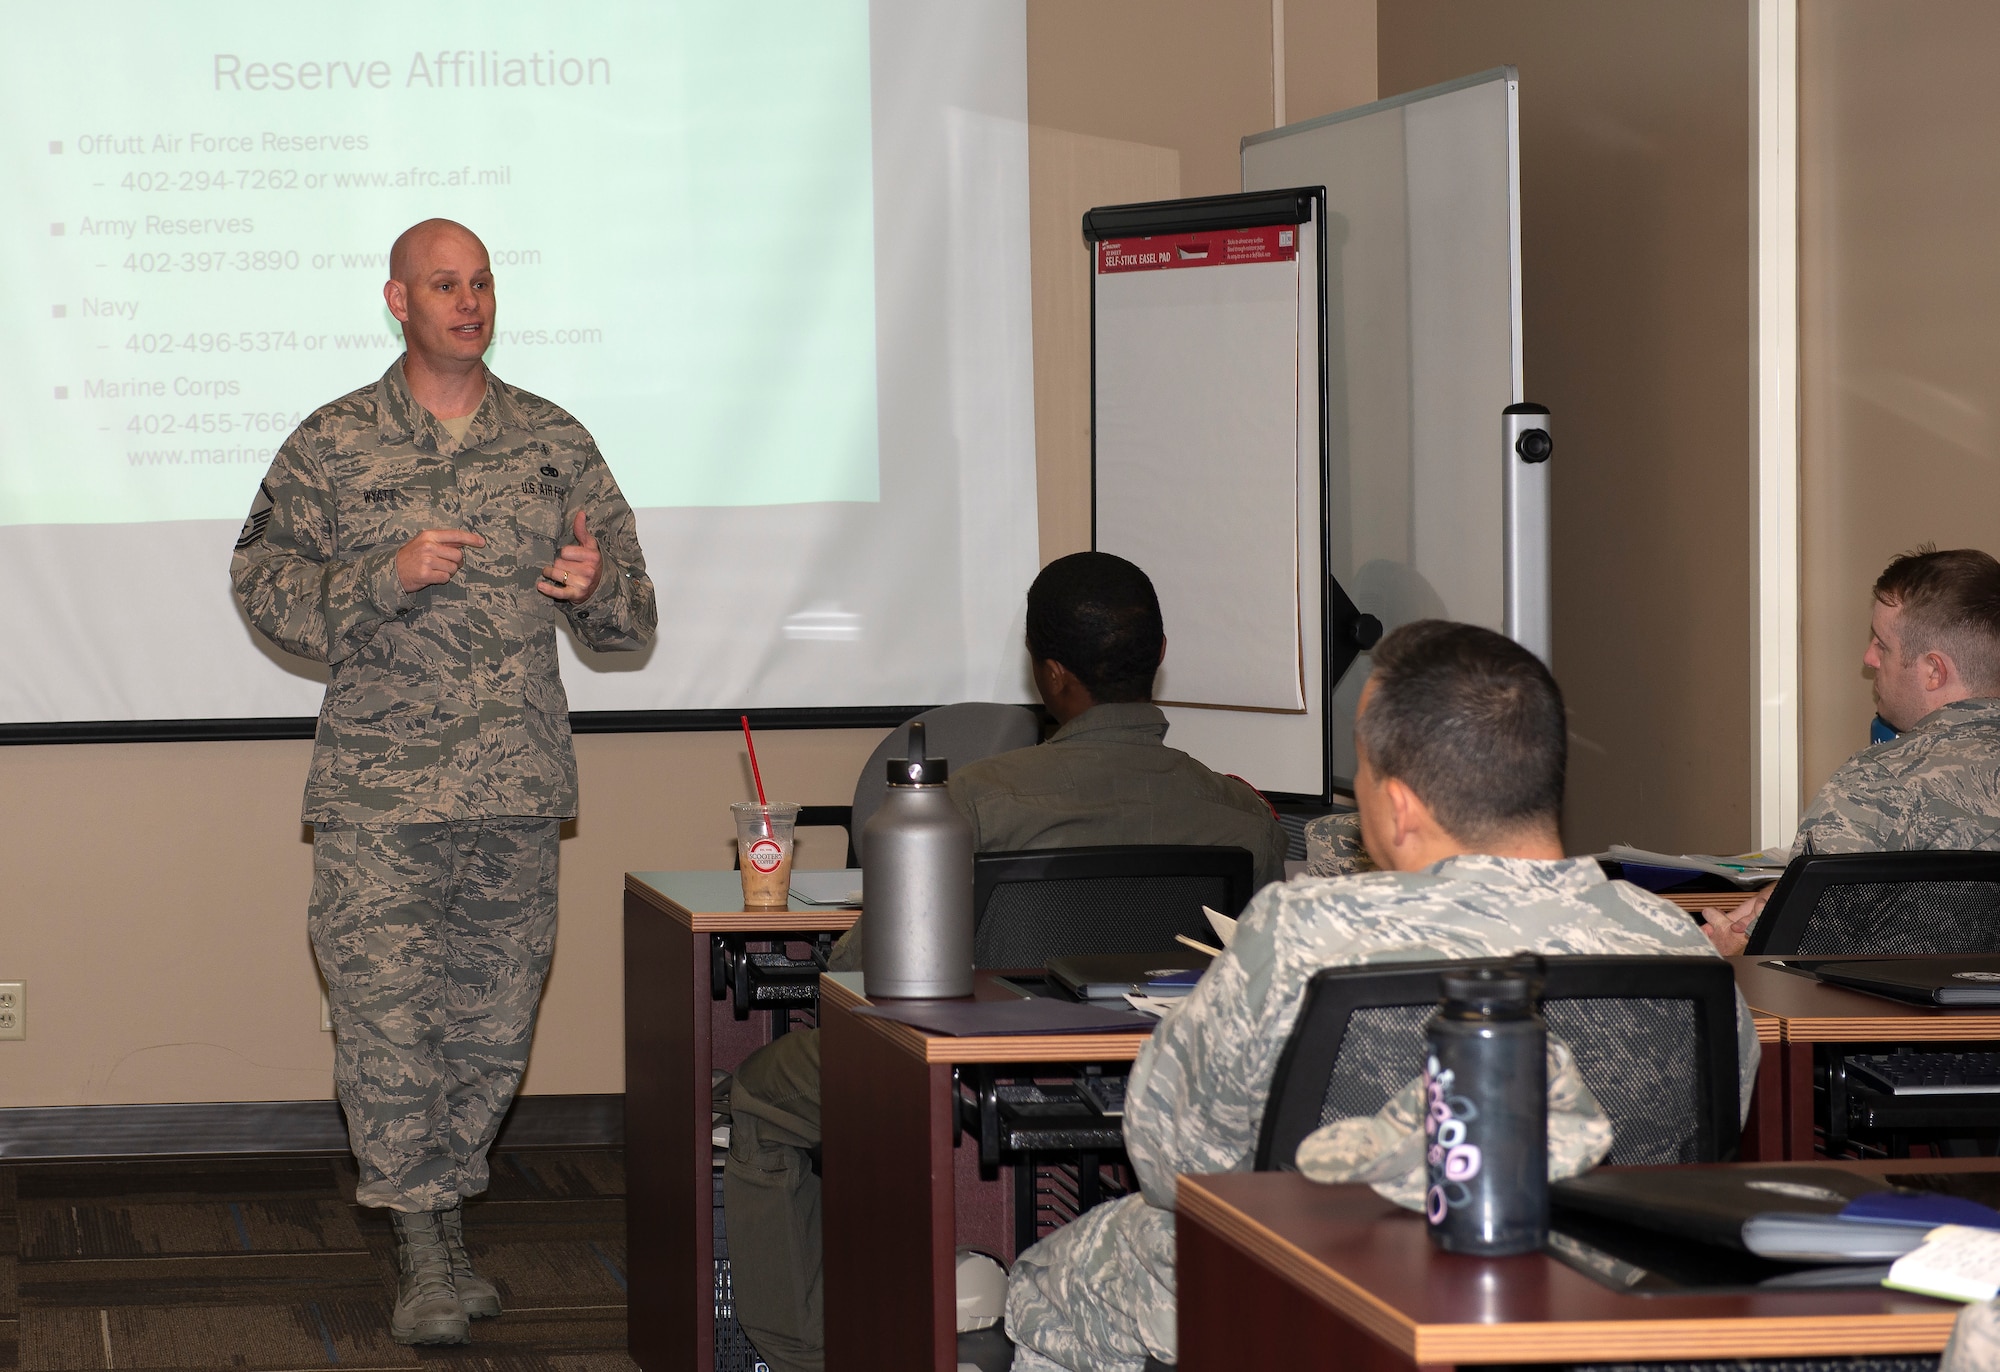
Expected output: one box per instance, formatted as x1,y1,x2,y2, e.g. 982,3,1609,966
1046,951,1209,1002
1787,955,2000,1006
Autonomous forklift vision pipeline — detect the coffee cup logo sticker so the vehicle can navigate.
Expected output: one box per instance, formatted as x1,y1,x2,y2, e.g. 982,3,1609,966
747,837,785,873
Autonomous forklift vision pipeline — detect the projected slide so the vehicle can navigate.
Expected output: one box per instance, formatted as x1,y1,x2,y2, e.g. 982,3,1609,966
0,2,1041,729
3,2,878,529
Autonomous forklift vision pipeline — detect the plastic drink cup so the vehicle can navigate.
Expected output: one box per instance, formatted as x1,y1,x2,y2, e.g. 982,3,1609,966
732,801,799,908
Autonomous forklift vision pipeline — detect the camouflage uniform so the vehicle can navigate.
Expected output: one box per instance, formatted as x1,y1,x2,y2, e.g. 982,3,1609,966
724,704,1288,1372
232,357,656,1211
1303,809,1372,877
1005,856,1762,1372
1793,698,2000,858
1946,1295,2000,1372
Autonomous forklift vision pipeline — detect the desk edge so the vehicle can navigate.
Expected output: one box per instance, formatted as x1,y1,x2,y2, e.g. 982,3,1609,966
1414,1313,1959,1363
1178,1178,1961,1363
1781,1016,2000,1043
1178,1178,1420,1356
820,974,1151,1064
623,874,860,933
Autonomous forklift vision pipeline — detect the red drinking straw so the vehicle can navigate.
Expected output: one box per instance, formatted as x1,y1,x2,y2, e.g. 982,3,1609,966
741,714,769,807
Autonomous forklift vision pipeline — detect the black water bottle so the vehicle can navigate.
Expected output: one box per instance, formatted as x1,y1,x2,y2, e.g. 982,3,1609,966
1423,963,1547,1256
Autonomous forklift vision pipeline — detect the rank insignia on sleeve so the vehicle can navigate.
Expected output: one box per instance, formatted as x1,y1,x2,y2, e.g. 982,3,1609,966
235,483,274,549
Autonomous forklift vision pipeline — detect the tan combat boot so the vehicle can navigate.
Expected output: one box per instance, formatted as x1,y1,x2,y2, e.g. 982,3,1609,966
389,1210,470,1345
440,1205,502,1318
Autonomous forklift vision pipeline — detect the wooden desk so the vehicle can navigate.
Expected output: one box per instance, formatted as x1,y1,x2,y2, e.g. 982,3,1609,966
623,871,860,1372
1177,1160,2000,1370
1735,955,2000,1160
820,970,1153,1372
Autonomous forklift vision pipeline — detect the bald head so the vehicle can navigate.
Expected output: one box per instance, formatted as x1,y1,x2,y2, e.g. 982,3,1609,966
382,218,495,383
389,218,488,285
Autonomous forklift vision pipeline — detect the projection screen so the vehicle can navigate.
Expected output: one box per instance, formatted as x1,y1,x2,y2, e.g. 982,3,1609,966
0,0,1039,736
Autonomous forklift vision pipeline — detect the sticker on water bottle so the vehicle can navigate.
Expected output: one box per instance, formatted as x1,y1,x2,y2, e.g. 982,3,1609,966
1424,1054,1483,1224
747,837,785,873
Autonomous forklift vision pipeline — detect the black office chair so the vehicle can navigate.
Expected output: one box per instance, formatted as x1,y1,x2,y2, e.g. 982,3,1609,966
971,843,1257,968
1744,850,2000,956
1254,955,1743,1173
1744,852,2000,1155
956,844,1256,1252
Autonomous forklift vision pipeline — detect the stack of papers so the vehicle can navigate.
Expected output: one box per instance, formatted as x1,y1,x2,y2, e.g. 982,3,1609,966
1887,1225,2000,1302
1600,845,1788,892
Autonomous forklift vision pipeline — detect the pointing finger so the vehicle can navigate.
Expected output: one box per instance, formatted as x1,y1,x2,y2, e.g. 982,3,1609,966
433,529,486,548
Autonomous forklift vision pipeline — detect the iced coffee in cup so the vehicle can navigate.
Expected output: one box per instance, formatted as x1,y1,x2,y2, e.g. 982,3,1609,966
732,801,799,908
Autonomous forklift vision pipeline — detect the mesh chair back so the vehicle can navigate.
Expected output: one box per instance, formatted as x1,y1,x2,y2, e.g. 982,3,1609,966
1255,956,1739,1172
1745,852,2000,955
849,704,1040,864
971,845,1256,969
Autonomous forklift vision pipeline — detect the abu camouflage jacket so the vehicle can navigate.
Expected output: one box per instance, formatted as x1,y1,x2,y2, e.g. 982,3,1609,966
1005,856,1761,1372
1794,697,2000,857
231,358,656,823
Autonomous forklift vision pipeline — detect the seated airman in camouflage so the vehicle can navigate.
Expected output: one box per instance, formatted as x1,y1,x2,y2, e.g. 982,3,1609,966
724,552,1287,1372
1705,546,2000,956
1005,620,1761,1372
231,219,656,1346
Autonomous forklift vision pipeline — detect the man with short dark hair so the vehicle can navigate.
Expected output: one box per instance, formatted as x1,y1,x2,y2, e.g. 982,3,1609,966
947,551,1290,880
1005,621,1759,1372
1705,546,2000,954
723,551,1286,1372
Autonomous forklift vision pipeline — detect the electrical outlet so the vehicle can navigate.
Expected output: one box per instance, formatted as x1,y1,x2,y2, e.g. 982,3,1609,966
319,983,332,1033
0,982,23,1040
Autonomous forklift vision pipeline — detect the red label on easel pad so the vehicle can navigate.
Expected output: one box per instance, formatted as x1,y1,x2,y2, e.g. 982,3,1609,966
1096,223,1298,274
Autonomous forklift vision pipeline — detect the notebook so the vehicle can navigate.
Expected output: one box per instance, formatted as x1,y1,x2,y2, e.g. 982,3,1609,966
1046,951,1209,1002
1553,1165,2000,1263
788,870,863,907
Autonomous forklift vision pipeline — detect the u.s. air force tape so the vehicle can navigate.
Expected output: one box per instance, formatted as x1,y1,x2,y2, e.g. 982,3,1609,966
235,483,274,549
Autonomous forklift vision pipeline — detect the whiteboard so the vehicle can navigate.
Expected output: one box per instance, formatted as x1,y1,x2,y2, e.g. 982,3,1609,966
1242,68,1526,785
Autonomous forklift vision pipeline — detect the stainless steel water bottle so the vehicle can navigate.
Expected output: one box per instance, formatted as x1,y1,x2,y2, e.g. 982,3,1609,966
862,721,975,998
1423,963,1548,1255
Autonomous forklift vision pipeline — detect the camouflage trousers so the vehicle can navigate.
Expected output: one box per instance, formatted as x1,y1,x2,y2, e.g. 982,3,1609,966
1007,1192,1176,1372
308,818,560,1212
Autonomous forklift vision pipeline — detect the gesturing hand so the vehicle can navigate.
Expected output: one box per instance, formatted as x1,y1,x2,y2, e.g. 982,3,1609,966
538,510,604,602
397,528,486,593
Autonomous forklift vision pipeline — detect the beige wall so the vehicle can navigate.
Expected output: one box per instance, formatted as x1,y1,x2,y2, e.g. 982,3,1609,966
0,731,880,1109
1,3,1378,1111
1025,0,1376,564
1380,1,1756,855
1798,3,2000,794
